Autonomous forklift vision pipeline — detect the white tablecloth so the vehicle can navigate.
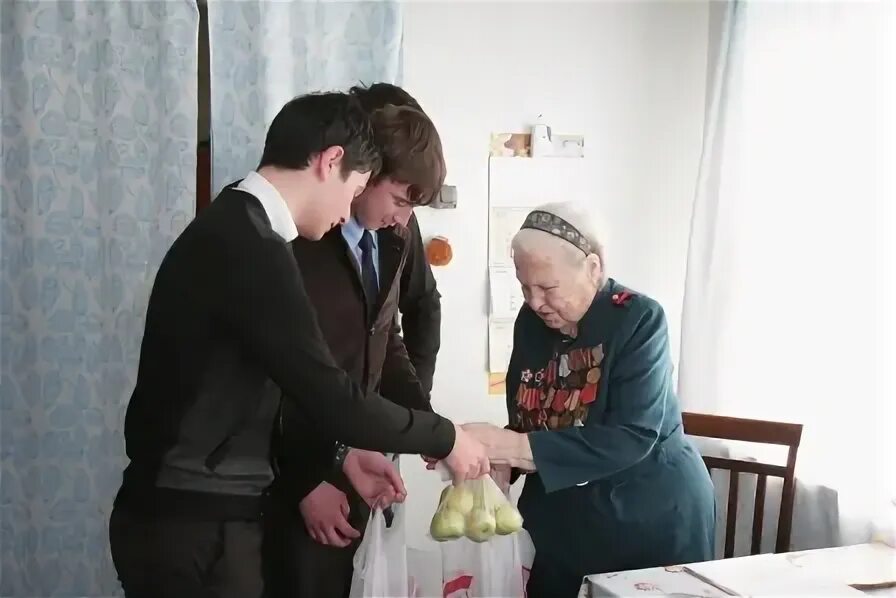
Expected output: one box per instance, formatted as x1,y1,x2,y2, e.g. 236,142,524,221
580,542,896,597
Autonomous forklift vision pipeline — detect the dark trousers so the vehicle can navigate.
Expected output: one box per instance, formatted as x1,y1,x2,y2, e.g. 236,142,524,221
525,556,583,598
264,493,370,598
109,504,264,598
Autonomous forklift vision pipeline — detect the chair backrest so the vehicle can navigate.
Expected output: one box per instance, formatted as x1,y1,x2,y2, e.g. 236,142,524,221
682,412,803,558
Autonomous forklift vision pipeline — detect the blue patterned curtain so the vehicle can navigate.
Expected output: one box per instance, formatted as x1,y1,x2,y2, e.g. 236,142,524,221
0,1,198,596
207,0,403,194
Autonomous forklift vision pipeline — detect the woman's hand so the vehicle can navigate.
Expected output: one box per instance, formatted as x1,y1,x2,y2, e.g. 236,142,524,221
490,463,513,494
461,423,536,471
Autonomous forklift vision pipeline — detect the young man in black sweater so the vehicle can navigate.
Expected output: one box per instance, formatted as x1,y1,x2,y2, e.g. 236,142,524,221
266,85,446,597
109,92,488,598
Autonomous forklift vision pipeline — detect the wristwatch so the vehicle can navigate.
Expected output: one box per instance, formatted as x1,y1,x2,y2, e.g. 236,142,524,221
333,442,352,470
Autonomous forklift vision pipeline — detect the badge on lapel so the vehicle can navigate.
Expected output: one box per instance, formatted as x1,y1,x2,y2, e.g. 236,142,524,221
611,291,634,306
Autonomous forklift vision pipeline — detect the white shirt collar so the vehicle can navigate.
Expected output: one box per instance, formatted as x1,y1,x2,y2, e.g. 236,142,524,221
236,171,298,242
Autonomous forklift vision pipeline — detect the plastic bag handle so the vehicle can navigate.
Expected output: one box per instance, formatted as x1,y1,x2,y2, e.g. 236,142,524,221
435,461,452,483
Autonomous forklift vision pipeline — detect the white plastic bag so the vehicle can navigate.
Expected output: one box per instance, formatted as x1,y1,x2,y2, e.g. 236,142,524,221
441,528,535,598
349,503,411,598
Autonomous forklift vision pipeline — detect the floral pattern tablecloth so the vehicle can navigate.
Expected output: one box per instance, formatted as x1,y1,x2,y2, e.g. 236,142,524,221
580,543,896,597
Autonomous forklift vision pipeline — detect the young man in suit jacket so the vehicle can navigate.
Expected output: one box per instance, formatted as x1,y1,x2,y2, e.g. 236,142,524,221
350,83,442,394
265,86,445,598
109,91,488,598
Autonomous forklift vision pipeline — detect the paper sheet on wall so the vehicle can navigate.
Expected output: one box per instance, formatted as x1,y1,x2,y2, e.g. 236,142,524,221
488,266,524,318
488,207,530,267
488,317,514,374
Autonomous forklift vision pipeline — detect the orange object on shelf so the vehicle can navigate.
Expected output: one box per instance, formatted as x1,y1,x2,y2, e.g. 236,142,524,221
426,236,453,266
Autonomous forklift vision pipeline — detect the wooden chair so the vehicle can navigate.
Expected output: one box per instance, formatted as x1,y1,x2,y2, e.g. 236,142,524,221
682,412,803,558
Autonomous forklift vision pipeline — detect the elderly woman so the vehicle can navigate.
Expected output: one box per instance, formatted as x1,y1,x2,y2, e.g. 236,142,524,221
465,203,716,597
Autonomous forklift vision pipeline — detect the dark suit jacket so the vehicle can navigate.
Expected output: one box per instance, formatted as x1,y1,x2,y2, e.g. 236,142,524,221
397,215,441,393
273,215,436,504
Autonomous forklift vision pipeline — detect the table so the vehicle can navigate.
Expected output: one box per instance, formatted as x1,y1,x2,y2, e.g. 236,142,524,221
579,542,896,597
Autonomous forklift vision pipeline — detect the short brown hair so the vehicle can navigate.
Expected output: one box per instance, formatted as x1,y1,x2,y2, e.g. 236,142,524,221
369,105,446,207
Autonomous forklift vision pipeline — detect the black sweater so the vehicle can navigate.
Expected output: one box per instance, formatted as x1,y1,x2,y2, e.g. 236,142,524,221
115,187,455,519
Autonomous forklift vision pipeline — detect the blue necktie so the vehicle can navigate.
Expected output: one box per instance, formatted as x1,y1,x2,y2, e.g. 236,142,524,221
359,230,378,319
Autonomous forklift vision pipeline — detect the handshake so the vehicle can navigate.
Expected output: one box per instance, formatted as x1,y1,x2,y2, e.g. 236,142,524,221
434,422,536,480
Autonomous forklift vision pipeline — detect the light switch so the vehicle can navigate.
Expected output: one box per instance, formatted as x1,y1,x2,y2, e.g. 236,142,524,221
430,184,457,209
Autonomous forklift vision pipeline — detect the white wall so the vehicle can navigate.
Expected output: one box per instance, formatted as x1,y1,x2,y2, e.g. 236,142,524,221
399,0,710,550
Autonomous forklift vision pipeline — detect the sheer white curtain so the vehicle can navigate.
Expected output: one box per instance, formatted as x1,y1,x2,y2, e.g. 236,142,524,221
679,0,895,550
1,1,198,595
206,0,403,194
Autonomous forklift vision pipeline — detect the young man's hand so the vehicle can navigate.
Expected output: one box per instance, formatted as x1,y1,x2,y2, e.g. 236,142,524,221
442,424,491,485
342,449,407,508
299,482,359,547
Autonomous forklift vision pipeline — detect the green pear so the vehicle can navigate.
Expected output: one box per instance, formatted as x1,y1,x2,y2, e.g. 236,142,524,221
465,508,497,543
430,508,465,541
444,485,474,515
495,503,524,535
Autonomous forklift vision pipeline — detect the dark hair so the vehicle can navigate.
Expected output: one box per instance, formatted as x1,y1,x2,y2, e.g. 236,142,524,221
258,92,381,179
348,82,422,112
369,104,446,207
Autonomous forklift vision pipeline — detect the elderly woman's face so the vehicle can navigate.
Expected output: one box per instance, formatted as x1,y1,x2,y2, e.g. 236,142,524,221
514,248,598,329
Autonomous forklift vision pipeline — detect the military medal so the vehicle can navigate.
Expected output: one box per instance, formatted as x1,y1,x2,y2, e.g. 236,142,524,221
559,354,570,378
586,367,600,384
